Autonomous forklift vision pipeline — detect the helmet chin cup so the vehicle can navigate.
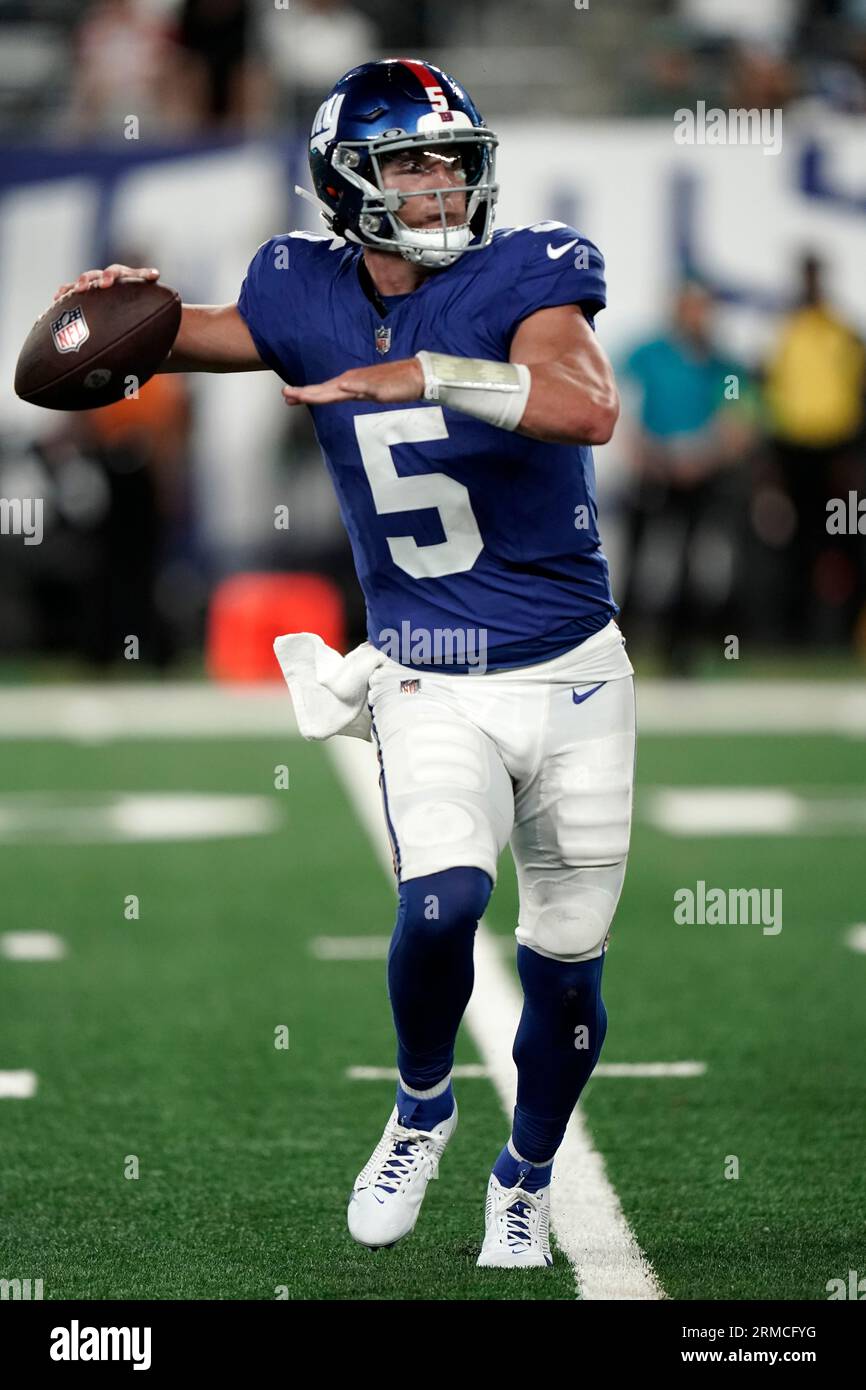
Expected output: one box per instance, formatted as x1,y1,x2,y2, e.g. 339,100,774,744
397,223,473,268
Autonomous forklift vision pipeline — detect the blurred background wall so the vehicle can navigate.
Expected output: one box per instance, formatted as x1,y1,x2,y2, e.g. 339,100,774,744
1,0,865,673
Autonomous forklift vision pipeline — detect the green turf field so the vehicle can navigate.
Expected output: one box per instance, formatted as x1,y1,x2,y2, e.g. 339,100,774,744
1,715,864,1300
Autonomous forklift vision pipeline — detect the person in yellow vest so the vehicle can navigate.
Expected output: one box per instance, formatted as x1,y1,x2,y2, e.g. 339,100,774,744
765,254,866,643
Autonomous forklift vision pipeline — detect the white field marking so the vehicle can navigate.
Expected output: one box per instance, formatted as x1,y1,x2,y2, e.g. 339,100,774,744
0,680,864,740
327,735,665,1302
845,925,866,954
310,936,392,960
595,1061,706,1078
348,1064,491,1081
348,1062,705,1081
1,931,66,961
0,1070,37,1098
635,680,866,736
0,792,280,844
0,682,301,742
644,787,866,837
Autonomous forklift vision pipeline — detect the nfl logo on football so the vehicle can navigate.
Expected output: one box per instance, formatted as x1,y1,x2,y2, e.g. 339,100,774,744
375,325,391,355
51,306,90,354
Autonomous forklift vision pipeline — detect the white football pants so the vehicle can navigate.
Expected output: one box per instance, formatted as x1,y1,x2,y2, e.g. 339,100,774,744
366,620,636,962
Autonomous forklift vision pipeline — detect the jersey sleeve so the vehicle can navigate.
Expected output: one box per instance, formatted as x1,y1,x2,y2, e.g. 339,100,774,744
236,235,299,380
499,225,608,341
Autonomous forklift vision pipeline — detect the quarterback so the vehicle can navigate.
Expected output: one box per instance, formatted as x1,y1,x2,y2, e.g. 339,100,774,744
56,58,635,1268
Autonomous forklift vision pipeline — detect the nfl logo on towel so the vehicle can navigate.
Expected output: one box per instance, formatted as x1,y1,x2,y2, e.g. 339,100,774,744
51,306,90,353
400,678,421,694
375,325,391,355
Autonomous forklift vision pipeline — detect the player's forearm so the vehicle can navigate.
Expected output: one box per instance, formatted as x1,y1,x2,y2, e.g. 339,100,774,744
515,360,620,446
159,304,266,373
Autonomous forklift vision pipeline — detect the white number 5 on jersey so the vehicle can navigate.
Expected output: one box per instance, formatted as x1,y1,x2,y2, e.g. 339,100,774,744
354,408,483,579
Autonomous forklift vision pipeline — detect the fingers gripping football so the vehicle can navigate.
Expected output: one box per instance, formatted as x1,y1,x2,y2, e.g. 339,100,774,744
53,264,160,303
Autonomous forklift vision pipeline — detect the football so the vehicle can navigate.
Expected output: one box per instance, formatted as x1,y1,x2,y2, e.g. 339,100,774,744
14,278,182,411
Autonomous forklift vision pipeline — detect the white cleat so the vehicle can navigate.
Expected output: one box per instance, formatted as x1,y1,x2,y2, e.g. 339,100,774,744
476,1172,553,1268
347,1102,458,1249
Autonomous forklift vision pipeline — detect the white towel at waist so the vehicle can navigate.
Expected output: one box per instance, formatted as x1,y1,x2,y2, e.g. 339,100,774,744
273,632,386,742
274,619,634,742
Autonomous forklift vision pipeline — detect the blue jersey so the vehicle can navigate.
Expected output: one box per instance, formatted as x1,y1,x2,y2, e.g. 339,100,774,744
236,221,618,671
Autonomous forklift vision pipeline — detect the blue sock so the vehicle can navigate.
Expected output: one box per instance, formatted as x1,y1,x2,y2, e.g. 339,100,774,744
396,1074,455,1131
387,866,493,1091
510,945,608,1163
493,1141,553,1194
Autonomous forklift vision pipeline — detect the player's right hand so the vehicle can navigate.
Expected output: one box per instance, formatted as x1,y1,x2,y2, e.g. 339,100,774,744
53,265,160,303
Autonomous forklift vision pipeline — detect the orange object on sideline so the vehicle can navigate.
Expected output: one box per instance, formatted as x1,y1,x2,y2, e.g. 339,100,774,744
207,573,346,682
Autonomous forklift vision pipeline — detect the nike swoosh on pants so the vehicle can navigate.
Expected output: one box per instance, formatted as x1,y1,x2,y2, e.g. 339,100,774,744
572,682,606,704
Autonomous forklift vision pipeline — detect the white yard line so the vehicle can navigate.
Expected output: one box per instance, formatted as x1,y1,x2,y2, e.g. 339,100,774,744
327,735,665,1301
310,936,392,960
644,787,866,837
0,680,863,739
845,925,866,955
0,932,66,961
348,1062,705,1080
595,1061,705,1078
0,1070,38,1098
348,1064,491,1081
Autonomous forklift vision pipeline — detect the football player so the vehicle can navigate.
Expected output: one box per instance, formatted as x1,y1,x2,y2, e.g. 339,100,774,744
56,58,635,1269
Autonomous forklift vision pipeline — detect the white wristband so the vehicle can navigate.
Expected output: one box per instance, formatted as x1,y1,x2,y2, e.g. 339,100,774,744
415,350,531,432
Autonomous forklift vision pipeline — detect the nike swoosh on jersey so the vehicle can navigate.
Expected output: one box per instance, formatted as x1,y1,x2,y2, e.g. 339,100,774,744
546,239,580,260
572,682,606,704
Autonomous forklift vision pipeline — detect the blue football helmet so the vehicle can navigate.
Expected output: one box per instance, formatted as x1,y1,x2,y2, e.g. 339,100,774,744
302,58,498,269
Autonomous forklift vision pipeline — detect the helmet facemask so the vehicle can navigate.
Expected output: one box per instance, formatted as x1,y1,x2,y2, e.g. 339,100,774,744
330,128,498,268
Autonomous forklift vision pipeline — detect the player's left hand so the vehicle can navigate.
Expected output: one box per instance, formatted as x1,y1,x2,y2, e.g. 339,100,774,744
282,358,425,407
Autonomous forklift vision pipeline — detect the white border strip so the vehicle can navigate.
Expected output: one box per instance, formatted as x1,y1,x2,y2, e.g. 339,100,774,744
0,679,863,739
327,735,665,1301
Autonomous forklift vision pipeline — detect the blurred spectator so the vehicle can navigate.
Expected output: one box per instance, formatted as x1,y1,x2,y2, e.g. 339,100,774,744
68,0,182,139
74,369,192,667
257,0,380,124
175,0,272,133
619,282,757,670
6,368,195,671
724,42,798,109
623,22,722,117
678,0,802,50
764,253,866,643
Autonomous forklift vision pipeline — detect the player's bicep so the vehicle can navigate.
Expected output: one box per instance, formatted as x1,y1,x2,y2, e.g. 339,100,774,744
161,303,267,373
509,304,619,445
509,303,612,373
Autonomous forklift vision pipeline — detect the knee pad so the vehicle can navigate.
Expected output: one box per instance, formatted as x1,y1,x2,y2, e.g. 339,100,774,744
515,858,628,961
394,866,493,944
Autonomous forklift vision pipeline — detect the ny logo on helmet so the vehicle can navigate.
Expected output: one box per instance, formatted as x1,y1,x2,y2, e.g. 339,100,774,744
310,94,345,154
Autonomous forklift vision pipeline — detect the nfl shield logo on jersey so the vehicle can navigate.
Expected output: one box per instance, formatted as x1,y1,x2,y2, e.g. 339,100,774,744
51,306,90,353
400,678,421,694
375,325,391,355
